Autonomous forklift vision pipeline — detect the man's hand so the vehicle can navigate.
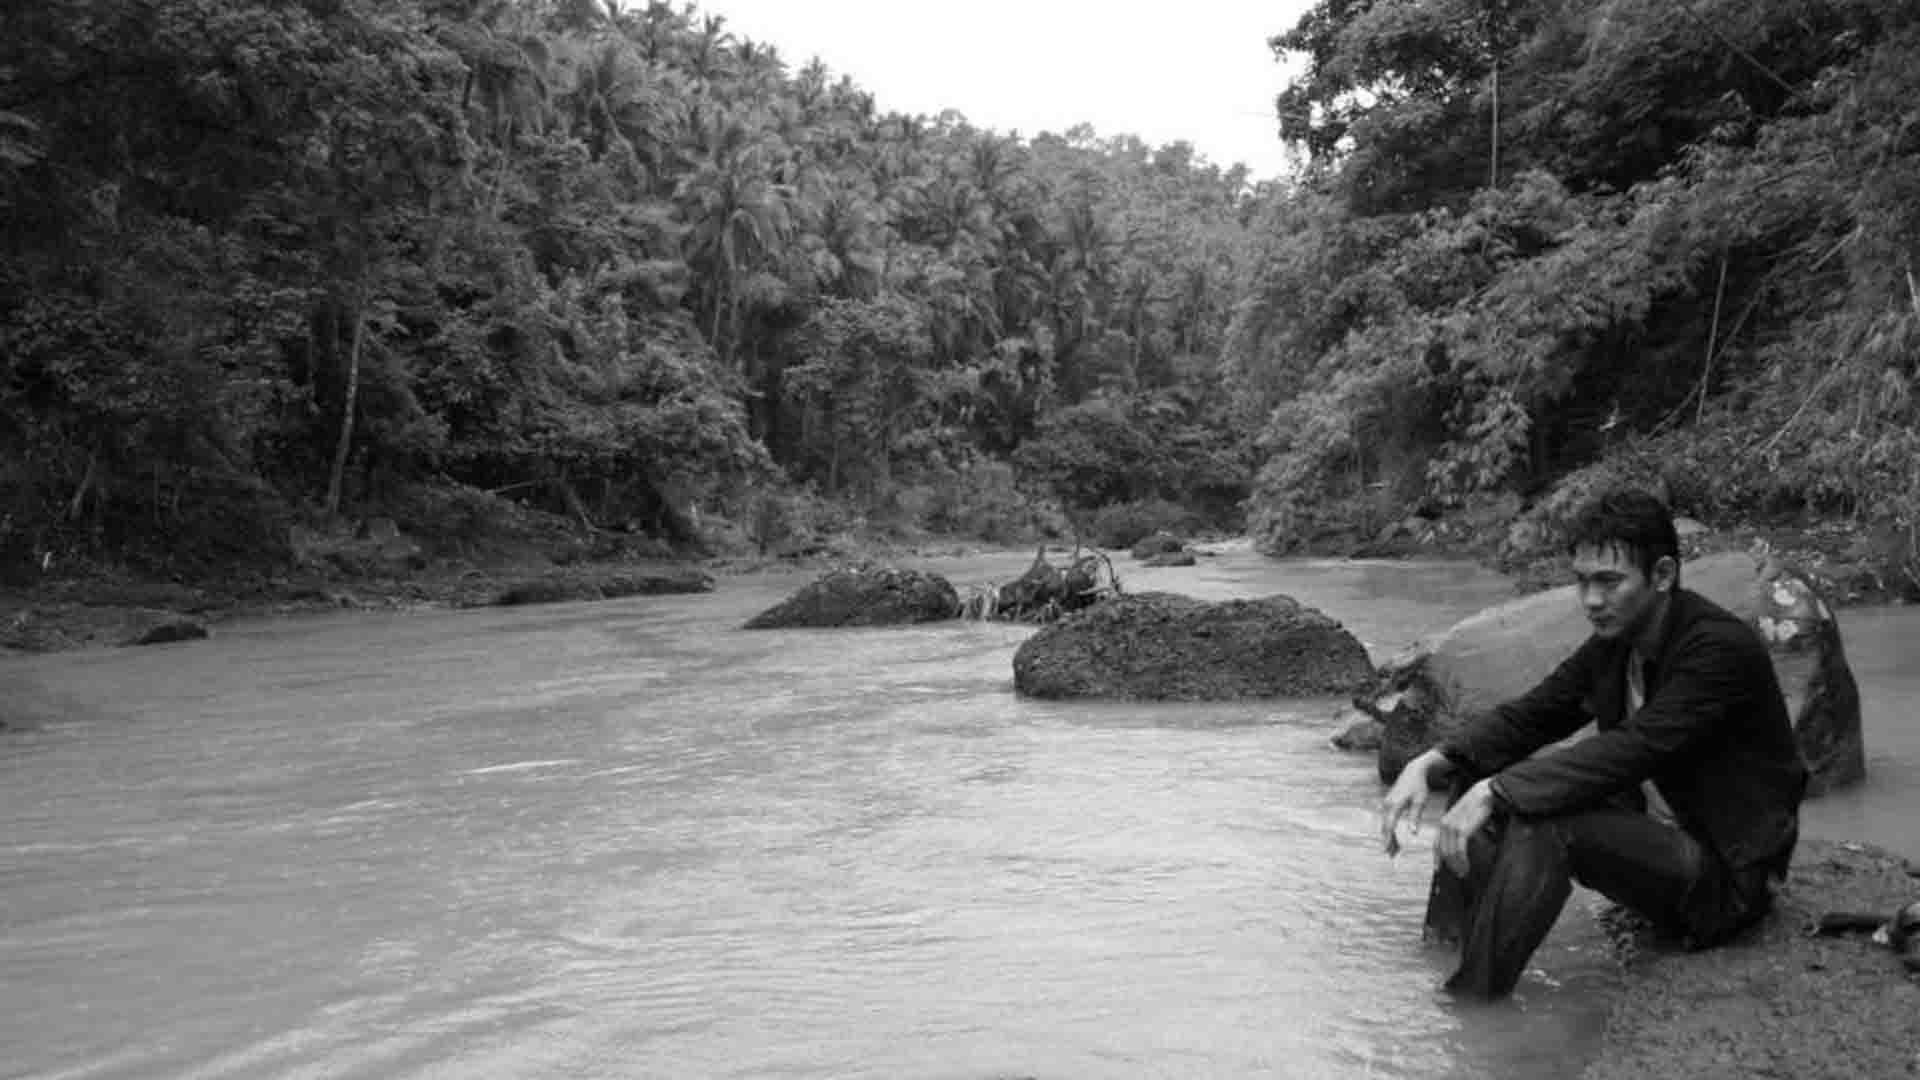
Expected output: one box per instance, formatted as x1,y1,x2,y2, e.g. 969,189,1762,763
1380,749,1444,856
1434,779,1501,875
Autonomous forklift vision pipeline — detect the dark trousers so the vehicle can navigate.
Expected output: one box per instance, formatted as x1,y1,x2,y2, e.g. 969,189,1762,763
1425,787,1768,999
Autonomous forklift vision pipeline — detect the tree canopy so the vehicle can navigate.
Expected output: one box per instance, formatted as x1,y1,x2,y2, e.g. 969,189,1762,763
1236,0,1920,555
0,0,1260,575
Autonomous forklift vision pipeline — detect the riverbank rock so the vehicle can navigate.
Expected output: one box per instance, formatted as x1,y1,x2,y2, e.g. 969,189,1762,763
744,564,958,629
122,617,210,646
1331,706,1385,751
1143,550,1197,567
1012,592,1373,700
492,567,715,606
1362,551,1864,793
1130,532,1188,560
1582,838,1920,1080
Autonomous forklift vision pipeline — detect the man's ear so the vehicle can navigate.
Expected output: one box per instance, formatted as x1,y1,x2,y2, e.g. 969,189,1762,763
1652,554,1679,592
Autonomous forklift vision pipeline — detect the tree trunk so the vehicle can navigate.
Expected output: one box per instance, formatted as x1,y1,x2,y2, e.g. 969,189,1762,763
324,306,367,517
66,450,98,521
1488,59,1501,189
552,470,596,532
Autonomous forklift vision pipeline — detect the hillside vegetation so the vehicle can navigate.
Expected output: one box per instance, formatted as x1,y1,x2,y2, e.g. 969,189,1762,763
2,0,1915,592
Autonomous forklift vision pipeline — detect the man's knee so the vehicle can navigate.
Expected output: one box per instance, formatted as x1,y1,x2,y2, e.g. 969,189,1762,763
1471,816,1567,876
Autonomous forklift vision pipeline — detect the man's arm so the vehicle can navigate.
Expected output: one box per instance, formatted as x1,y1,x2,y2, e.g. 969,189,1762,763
1379,640,1597,855
1438,638,1602,778
1490,628,1748,816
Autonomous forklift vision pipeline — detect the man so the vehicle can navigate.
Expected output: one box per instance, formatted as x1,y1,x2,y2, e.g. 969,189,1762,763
1379,489,1809,998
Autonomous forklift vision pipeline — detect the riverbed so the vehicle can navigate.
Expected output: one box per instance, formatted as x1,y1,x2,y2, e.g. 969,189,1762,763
3,549,1914,1079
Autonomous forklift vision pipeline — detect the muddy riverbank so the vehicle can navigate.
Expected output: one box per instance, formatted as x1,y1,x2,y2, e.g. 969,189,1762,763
1584,838,1920,1080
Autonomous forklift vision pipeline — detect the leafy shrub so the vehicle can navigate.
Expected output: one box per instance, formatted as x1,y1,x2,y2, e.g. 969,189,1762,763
919,459,1068,546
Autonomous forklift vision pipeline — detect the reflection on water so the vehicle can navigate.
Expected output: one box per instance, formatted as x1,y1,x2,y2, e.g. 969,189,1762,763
2,549,1914,1080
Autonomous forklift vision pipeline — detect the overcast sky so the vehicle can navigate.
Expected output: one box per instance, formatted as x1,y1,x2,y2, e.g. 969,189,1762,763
698,1,1317,181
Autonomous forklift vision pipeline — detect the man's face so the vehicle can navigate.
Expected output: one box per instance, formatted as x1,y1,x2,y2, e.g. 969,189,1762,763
1571,542,1671,641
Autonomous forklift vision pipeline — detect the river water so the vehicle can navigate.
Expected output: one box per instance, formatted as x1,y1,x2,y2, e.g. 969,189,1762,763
4,548,1916,1080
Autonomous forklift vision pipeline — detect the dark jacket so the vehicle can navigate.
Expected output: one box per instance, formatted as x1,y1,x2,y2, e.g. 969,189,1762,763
1439,586,1809,877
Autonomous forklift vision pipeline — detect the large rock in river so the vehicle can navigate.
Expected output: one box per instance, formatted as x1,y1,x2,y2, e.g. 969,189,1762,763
1012,592,1374,700
745,564,958,629
1364,551,1863,795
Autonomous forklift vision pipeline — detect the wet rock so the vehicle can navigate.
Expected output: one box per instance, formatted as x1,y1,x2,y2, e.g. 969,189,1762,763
123,617,210,646
495,578,602,606
1752,555,1865,795
1012,592,1374,701
1362,552,1864,794
1130,531,1188,559
744,564,957,629
596,569,716,600
494,568,714,607
1143,550,1197,568
1331,706,1384,752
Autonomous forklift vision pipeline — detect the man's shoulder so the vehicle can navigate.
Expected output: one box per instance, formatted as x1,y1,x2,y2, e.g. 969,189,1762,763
1670,587,1769,656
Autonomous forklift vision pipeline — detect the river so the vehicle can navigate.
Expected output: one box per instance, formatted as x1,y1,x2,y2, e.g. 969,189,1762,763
3,548,1916,1080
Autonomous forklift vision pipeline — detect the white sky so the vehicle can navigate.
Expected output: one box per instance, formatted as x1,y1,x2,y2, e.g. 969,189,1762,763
697,1,1316,181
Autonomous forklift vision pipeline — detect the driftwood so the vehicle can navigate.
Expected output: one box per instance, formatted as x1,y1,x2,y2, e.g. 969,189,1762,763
958,546,1120,623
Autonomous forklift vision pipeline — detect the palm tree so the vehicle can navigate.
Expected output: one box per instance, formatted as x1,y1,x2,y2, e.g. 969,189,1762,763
676,120,796,376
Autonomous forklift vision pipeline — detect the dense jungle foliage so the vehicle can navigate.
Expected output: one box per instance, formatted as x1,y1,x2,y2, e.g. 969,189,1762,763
2,0,1917,583
1238,0,1920,572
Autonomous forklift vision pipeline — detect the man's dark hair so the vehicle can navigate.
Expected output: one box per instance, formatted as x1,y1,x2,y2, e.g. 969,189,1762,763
1564,488,1680,583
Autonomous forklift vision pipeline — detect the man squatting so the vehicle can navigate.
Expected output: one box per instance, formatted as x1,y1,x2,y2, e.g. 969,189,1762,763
1379,489,1809,998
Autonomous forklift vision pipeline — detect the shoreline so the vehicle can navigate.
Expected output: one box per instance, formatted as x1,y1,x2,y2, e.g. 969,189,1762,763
3,513,1910,659
1582,837,1920,1080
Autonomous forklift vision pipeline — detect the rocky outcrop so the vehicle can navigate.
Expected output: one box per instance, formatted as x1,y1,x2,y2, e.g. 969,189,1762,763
122,617,210,646
1330,706,1384,751
744,564,957,629
1012,592,1374,700
493,567,715,606
1143,550,1197,567
1361,551,1864,793
1130,532,1188,560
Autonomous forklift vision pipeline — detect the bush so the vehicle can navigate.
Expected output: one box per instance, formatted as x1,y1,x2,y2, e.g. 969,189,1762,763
920,459,1066,545
386,483,577,560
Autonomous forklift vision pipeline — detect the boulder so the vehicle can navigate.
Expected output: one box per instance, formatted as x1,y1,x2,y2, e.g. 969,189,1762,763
1130,531,1188,560
1362,551,1864,795
1144,550,1197,568
1331,706,1385,751
745,565,958,629
1012,592,1374,701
